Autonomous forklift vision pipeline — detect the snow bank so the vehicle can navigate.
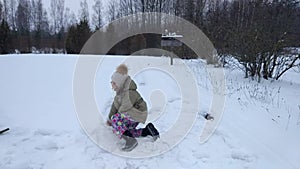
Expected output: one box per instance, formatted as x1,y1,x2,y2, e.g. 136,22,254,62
0,54,299,169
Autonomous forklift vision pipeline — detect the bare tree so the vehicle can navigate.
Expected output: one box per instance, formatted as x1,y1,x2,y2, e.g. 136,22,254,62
2,0,8,22
2,0,17,30
107,0,119,22
0,1,3,21
50,0,65,34
30,0,48,48
70,11,78,26
15,0,31,52
215,0,300,81
172,0,183,16
119,0,134,16
195,0,207,27
92,0,103,30
80,0,89,22
273,51,300,80
16,0,30,34
41,8,49,33
57,0,65,32
184,0,195,23
63,7,77,30
50,0,57,34
63,7,71,31
10,0,17,30
30,0,43,31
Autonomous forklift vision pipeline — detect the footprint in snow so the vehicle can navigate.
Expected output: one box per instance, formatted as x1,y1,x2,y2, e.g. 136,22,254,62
35,141,60,151
193,153,210,163
214,130,239,149
34,129,54,136
230,151,256,163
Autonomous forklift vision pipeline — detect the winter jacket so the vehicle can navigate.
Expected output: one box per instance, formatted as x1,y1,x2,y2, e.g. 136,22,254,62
108,76,148,123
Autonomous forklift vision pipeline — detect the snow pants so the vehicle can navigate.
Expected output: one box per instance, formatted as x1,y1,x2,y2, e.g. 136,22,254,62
111,112,143,139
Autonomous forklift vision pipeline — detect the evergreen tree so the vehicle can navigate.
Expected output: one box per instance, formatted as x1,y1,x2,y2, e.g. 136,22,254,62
66,20,91,54
0,19,11,54
65,25,77,54
16,0,31,52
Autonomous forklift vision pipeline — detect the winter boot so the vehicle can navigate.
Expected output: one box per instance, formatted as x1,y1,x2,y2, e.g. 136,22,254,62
142,123,160,141
121,135,138,152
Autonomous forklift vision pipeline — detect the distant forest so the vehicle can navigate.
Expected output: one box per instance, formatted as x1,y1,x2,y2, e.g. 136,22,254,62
1,0,299,81
0,0,299,56
0,0,299,54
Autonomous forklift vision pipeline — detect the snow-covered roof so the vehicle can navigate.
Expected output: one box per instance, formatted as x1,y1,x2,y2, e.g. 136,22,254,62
162,34,183,38
162,32,183,38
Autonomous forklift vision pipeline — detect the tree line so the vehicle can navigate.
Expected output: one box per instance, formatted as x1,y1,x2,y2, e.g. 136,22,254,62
100,0,300,81
98,0,300,81
0,0,103,53
204,0,300,81
0,0,299,81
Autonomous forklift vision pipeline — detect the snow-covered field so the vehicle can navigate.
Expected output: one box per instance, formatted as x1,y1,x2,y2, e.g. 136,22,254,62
0,54,299,169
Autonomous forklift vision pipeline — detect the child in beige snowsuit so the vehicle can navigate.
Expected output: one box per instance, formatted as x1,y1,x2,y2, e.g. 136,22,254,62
107,64,159,151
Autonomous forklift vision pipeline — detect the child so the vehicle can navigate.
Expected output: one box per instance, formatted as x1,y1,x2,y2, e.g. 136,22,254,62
106,64,160,151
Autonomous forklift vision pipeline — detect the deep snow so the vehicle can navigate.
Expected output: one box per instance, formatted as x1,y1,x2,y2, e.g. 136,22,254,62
0,54,299,169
